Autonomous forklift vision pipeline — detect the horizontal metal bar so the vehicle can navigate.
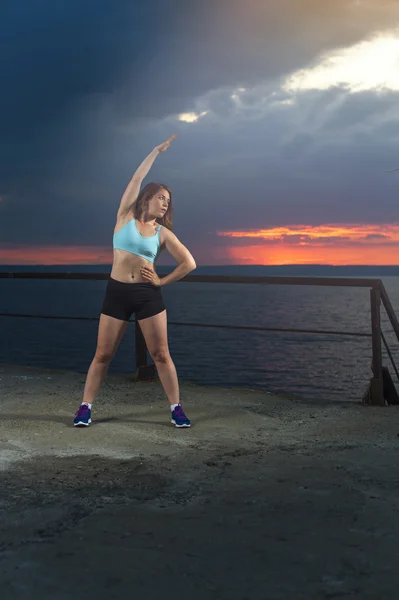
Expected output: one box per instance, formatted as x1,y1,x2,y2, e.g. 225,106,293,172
0,312,100,322
0,312,371,337
0,272,110,281
181,275,382,288
0,271,382,288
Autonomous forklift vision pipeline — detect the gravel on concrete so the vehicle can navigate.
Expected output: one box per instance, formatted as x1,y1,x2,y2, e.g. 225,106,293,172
1,364,399,600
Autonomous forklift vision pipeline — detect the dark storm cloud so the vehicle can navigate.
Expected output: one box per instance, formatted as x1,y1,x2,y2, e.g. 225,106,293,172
0,1,185,185
0,0,202,245
162,83,399,232
1,0,399,255
320,91,399,131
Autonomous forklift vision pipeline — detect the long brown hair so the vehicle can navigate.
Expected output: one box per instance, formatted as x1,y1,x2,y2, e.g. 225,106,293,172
133,182,173,230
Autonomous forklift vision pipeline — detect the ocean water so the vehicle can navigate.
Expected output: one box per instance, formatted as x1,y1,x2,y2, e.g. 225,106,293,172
1,265,399,402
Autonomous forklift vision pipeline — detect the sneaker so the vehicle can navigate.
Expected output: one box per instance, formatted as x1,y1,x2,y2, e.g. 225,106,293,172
74,403,92,427
171,404,191,428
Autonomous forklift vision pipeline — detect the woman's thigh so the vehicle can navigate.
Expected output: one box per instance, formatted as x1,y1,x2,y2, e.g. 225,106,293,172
137,310,169,357
96,313,129,359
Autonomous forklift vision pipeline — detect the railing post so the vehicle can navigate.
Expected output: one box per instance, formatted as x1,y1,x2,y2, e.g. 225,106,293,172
132,319,156,381
367,286,385,406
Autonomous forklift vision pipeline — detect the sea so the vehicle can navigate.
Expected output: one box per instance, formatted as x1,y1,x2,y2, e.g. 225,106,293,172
1,264,399,403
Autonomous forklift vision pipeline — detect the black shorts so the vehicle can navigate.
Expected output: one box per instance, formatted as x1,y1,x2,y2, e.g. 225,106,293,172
101,277,165,321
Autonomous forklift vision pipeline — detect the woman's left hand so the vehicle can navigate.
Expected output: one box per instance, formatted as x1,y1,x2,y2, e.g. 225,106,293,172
155,134,177,153
140,266,162,287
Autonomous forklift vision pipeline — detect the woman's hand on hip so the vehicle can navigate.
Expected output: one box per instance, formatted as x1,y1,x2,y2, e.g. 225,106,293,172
140,266,162,286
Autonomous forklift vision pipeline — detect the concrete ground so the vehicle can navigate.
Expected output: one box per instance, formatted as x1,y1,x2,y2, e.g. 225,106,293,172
0,363,399,600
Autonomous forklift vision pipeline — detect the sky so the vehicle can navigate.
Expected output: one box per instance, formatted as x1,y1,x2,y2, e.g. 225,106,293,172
1,0,399,266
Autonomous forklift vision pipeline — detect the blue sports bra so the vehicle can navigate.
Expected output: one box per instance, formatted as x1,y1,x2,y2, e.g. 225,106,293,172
113,219,162,264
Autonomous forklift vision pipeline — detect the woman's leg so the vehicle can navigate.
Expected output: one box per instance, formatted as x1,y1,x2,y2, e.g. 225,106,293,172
82,313,128,404
137,310,179,406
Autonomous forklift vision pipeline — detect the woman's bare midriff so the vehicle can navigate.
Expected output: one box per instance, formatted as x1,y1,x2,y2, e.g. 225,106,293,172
110,249,156,283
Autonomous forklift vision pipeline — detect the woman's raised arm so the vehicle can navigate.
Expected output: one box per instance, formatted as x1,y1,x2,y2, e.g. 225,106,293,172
117,134,176,219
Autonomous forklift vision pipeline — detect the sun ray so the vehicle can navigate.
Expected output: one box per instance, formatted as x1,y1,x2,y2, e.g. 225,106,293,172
284,33,399,94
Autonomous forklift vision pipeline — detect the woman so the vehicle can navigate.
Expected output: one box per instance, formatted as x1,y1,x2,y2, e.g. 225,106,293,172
74,134,196,428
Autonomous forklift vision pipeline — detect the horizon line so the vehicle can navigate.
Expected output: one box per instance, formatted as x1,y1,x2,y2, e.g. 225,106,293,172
2,263,399,269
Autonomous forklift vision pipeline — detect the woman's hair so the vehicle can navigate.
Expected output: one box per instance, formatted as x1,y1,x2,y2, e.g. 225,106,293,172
133,182,173,230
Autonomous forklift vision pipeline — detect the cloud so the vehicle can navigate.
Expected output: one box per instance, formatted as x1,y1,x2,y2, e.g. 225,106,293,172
2,0,399,264
177,111,208,123
284,33,399,93
217,224,399,246
0,243,111,266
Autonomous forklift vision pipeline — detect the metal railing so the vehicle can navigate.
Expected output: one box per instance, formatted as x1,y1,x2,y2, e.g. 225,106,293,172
1,271,398,405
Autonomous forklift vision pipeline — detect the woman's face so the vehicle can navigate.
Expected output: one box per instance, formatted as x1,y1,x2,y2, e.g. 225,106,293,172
148,188,171,218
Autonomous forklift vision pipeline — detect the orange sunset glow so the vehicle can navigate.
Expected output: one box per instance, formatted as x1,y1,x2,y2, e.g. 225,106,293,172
218,223,399,265
0,245,112,265
1,224,399,266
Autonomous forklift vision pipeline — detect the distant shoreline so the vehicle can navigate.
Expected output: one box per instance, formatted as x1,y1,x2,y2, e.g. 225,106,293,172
1,263,399,267
1,264,399,276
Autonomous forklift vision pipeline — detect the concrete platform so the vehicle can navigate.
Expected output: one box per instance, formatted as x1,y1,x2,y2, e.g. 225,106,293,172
1,364,399,599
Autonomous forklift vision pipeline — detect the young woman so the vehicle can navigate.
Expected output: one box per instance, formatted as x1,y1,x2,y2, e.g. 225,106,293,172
74,135,196,428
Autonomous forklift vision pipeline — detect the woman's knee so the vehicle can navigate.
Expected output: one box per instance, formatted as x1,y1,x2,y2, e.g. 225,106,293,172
94,347,114,364
150,347,170,364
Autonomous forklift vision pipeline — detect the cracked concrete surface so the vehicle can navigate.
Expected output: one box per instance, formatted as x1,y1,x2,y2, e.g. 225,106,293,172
1,364,399,599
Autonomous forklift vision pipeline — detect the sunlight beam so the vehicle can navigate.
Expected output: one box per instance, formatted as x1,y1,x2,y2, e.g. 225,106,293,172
284,33,399,93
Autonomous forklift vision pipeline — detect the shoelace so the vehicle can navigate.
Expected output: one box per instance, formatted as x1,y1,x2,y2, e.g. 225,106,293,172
76,404,90,416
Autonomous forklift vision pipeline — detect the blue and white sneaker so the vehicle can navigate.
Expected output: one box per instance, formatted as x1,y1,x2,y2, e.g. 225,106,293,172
171,404,191,428
74,403,92,427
